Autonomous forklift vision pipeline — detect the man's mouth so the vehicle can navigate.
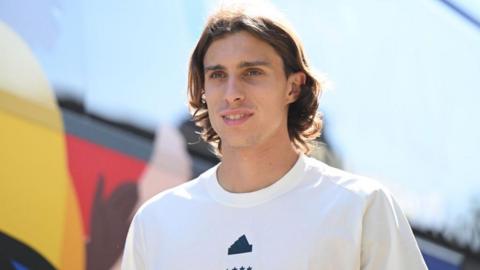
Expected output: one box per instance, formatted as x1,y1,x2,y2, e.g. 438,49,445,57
220,110,254,126
223,114,248,120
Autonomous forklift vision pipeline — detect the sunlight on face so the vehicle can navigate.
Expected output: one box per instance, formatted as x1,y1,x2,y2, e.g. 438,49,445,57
203,31,296,152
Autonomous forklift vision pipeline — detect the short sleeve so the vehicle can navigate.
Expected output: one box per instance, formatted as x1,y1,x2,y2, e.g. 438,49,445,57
361,188,428,270
121,214,146,270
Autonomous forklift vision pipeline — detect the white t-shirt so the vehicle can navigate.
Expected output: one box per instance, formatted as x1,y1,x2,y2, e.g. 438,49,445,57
122,154,428,270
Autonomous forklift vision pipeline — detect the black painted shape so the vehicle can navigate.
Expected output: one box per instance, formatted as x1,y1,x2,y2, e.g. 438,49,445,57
228,234,253,255
87,176,139,270
0,231,55,270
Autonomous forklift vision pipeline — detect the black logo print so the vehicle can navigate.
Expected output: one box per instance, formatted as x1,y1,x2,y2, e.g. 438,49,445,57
228,234,253,255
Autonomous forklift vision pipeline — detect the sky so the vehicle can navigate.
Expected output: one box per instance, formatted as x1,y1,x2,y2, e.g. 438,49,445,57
1,0,479,250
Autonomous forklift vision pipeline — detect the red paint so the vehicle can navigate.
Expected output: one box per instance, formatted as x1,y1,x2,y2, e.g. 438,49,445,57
65,134,147,237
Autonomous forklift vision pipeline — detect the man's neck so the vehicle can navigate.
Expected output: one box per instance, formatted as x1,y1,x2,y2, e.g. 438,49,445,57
217,141,300,193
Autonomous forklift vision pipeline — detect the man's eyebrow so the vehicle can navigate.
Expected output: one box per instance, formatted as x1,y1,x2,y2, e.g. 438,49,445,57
238,60,272,68
204,60,272,71
204,64,225,71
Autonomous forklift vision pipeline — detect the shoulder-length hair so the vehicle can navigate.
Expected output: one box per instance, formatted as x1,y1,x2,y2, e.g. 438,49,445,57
188,5,323,155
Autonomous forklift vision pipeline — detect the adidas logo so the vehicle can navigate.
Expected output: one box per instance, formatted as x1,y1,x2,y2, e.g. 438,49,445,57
228,234,253,255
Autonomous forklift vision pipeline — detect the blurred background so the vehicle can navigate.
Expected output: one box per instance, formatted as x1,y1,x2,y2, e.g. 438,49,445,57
0,0,479,269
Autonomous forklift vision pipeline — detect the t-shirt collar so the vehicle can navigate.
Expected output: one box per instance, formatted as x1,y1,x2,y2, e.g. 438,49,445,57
203,153,307,208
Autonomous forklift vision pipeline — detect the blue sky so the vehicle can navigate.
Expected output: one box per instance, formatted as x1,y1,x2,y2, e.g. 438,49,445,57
1,0,479,250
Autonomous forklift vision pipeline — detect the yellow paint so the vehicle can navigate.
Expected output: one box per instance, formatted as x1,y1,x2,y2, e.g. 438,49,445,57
0,21,84,268
0,90,61,132
0,109,64,268
60,181,86,270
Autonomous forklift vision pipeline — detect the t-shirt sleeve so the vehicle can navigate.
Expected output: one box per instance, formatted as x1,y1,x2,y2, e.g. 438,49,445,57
121,214,146,270
360,188,428,270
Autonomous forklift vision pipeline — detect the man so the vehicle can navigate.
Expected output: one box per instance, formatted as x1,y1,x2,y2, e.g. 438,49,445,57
122,3,428,270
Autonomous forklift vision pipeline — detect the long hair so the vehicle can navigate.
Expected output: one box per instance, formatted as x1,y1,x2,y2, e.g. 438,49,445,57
188,4,323,155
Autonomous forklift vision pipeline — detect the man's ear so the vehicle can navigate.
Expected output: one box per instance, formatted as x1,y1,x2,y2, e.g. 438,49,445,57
286,71,306,104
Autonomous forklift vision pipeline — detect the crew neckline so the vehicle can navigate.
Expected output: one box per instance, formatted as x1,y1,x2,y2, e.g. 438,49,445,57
203,154,307,208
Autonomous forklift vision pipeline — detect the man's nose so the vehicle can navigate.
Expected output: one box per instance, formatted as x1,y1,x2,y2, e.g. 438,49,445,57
224,76,245,104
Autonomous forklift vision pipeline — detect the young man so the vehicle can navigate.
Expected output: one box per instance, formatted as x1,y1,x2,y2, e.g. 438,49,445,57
122,4,428,270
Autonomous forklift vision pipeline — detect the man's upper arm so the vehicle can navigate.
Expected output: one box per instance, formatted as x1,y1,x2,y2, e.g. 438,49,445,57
121,214,146,270
360,188,427,270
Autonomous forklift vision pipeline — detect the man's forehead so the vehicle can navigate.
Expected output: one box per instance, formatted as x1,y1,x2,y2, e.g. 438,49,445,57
203,31,282,67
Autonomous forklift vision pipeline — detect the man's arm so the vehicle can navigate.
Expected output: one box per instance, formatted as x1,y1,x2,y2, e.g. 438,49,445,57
361,188,428,270
121,214,146,270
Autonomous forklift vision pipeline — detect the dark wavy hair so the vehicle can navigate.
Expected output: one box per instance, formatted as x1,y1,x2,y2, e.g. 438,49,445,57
188,5,323,155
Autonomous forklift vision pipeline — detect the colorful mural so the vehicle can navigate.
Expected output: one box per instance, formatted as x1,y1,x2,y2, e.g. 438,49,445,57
0,21,84,270
0,21,191,269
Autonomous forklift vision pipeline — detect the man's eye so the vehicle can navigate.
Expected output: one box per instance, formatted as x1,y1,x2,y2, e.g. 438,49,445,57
245,69,263,77
209,71,226,79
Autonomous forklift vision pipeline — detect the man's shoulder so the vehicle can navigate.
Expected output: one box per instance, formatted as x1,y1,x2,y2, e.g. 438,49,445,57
304,156,390,200
135,166,216,218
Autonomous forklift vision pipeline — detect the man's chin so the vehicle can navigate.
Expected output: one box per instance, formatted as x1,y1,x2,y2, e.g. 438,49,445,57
220,135,264,152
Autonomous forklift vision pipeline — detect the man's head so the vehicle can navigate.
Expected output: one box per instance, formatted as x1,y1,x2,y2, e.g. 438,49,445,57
188,4,322,155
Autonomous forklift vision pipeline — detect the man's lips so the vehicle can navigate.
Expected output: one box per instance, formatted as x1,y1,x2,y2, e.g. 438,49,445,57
220,109,254,126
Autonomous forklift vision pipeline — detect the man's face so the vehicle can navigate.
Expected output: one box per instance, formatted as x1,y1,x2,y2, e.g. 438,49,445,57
203,31,300,152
